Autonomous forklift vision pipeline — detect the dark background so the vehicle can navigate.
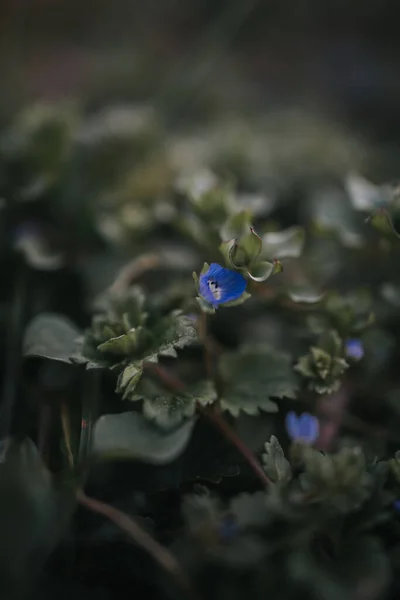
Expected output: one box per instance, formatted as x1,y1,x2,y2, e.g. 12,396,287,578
1,0,400,144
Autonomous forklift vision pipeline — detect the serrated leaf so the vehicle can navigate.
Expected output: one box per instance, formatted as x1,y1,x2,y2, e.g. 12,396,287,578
143,395,196,429
261,226,305,259
116,363,143,398
219,344,298,416
140,380,217,429
262,435,292,483
23,313,81,363
91,411,196,463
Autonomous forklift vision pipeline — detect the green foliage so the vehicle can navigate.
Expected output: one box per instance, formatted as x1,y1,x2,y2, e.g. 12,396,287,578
133,379,217,429
219,211,283,282
75,286,197,396
91,410,196,463
262,435,292,483
4,95,400,600
295,330,349,394
219,344,298,415
300,445,371,513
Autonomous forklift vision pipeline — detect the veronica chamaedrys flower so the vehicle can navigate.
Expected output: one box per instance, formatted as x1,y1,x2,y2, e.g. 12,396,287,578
345,338,364,361
199,263,247,308
285,411,320,445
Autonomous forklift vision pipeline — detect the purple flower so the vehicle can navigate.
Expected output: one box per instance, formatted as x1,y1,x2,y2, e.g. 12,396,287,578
345,338,364,361
285,411,320,445
199,263,246,308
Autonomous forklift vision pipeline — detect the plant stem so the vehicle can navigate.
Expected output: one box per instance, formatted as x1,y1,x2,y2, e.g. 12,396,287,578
196,404,272,487
77,489,196,598
197,312,214,380
60,400,74,468
145,362,271,488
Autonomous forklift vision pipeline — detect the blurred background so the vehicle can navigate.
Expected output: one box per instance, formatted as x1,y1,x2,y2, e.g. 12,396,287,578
1,0,400,149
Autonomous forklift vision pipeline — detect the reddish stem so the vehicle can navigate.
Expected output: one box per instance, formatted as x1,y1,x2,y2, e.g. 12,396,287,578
77,489,196,597
144,362,271,488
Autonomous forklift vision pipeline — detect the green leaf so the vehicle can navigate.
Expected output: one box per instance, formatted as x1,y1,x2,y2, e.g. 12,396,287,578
221,291,251,307
345,172,385,211
196,296,216,314
116,363,143,399
91,411,196,464
262,435,292,483
287,285,324,304
236,227,262,264
23,313,81,363
219,239,237,268
219,344,298,416
139,380,217,429
247,260,274,282
0,438,75,598
366,207,400,240
300,445,371,512
143,395,196,429
261,226,305,259
220,210,253,241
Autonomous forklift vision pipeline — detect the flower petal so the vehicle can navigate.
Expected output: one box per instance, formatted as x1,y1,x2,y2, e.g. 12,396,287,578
285,410,300,441
199,263,246,307
299,412,319,444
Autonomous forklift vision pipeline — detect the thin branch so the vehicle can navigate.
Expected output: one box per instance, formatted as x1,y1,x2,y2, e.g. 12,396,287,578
60,400,74,468
145,362,271,488
77,489,196,598
196,404,272,487
144,362,186,392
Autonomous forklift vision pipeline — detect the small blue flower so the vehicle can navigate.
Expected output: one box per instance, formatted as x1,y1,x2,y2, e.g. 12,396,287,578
345,338,364,361
393,500,400,511
199,263,246,308
285,411,319,445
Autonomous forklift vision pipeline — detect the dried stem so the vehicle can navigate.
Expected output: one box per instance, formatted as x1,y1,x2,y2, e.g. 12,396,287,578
145,362,271,488
77,489,196,598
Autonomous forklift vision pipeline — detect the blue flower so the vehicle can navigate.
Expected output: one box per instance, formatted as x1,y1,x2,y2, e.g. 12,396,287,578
285,411,319,445
199,263,246,308
393,500,400,511
345,338,364,361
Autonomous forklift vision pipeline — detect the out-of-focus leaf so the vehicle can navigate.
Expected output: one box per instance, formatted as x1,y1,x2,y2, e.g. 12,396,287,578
23,313,81,363
261,226,305,259
345,172,385,211
262,435,292,483
91,411,196,464
219,344,298,416
134,380,217,429
0,438,75,598
287,285,324,304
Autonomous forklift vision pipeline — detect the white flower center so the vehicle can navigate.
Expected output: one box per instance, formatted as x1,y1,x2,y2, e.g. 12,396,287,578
208,279,222,300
